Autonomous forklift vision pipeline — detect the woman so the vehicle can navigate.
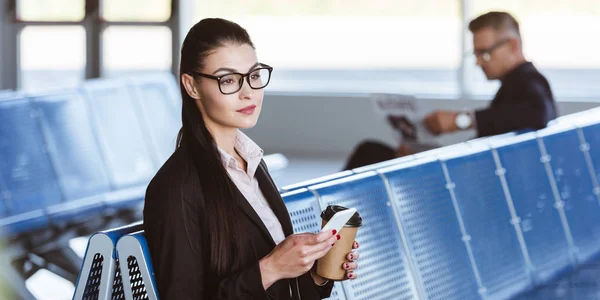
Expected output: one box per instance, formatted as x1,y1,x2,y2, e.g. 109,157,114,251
144,18,360,299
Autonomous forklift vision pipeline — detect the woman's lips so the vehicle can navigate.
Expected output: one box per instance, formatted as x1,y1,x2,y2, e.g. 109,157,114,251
237,105,256,115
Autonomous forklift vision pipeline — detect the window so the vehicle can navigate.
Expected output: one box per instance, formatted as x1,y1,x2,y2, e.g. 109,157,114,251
469,0,600,98
102,26,172,77
193,0,461,96
19,26,86,92
17,0,85,22
101,0,172,22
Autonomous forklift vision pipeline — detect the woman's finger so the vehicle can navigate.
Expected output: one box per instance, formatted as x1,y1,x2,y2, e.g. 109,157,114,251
352,241,360,249
346,271,357,280
347,251,359,261
342,261,358,271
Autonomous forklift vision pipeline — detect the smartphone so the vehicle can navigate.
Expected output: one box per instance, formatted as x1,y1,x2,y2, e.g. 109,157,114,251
321,208,357,234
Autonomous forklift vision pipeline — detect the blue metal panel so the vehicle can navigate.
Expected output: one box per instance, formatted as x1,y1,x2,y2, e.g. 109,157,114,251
128,74,180,166
443,149,531,299
282,188,322,234
495,137,572,282
33,92,111,201
0,98,63,216
381,159,481,300
580,122,600,196
541,128,600,262
311,172,420,300
83,80,155,189
281,188,346,300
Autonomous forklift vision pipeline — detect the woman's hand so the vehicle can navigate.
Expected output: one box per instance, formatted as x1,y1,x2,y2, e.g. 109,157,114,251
259,230,339,289
341,240,360,280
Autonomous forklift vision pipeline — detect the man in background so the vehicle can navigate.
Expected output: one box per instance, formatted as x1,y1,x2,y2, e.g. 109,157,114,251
344,11,557,170
424,11,557,137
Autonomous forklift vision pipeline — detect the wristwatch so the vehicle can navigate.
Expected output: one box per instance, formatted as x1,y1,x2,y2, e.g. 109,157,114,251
455,112,473,130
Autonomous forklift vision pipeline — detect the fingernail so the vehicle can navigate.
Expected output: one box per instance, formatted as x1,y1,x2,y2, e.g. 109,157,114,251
331,243,335,246
350,254,354,260
332,229,337,235
348,273,353,278
336,235,341,240
344,263,348,269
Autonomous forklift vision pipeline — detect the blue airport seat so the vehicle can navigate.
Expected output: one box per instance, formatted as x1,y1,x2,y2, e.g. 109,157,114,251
32,92,110,224
281,188,346,300
576,118,600,200
441,145,531,299
281,170,354,192
116,231,159,300
537,124,600,262
491,133,574,283
380,157,482,300
128,73,181,166
350,154,415,174
0,97,62,236
82,79,156,191
310,172,420,300
72,222,143,300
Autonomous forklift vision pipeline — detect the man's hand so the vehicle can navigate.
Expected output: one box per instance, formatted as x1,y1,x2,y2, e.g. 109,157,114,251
424,110,459,135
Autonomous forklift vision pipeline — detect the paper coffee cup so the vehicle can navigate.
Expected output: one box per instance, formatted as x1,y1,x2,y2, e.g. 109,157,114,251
316,205,362,281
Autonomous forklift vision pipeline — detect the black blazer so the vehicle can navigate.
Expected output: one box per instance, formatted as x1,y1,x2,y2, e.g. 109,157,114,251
143,145,333,299
474,62,557,137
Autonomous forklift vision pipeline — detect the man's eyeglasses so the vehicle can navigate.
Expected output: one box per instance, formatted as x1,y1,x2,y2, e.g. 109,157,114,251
189,64,273,95
473,38,510,62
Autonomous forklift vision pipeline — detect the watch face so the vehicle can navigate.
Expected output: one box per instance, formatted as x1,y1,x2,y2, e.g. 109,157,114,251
456,113,472,129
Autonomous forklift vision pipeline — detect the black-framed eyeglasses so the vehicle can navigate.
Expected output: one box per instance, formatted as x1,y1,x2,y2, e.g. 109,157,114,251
474,38,510,62
189,64,273,95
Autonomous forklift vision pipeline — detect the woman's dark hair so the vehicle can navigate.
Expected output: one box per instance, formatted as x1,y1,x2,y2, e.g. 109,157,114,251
176,18,254,277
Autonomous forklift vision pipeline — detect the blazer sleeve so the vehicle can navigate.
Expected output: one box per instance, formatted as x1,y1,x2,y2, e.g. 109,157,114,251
297,272,334,299
144,179,270,300
474,79,556,137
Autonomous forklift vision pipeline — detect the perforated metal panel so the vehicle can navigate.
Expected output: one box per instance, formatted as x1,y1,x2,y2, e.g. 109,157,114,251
382,160,481,300
34,93,111,200
82,253,104,300
111,258,125,300
312,173,419,300
127,256,149,300
444,150,530,299
83,82,155,189
495,139,572,282
581,123,600,183
0,98,63,215
283,189,322,234
282,189,346,300
542,129,600,262
130,81,180,166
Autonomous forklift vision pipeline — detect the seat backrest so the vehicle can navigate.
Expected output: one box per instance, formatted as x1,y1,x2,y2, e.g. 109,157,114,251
350,155,415,174
32,92,111,200
537,125,600,262
116,231,159,300
492,133,574,283
380,157,482,300
82,79,155,189
0,97,63,217
310,172,420,300
441,145,532,300
577,119,600,199
281,188,347,300
127,73,181,166
72,222,143,300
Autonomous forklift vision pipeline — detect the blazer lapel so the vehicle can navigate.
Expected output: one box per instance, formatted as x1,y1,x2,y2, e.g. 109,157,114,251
256,161,294,237
232,182,277,246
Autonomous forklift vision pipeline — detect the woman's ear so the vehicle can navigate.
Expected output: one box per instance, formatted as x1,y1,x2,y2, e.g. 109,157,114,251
181,73,201,100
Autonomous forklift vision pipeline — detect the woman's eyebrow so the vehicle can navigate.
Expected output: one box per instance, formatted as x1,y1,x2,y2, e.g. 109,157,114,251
212,62,260,74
